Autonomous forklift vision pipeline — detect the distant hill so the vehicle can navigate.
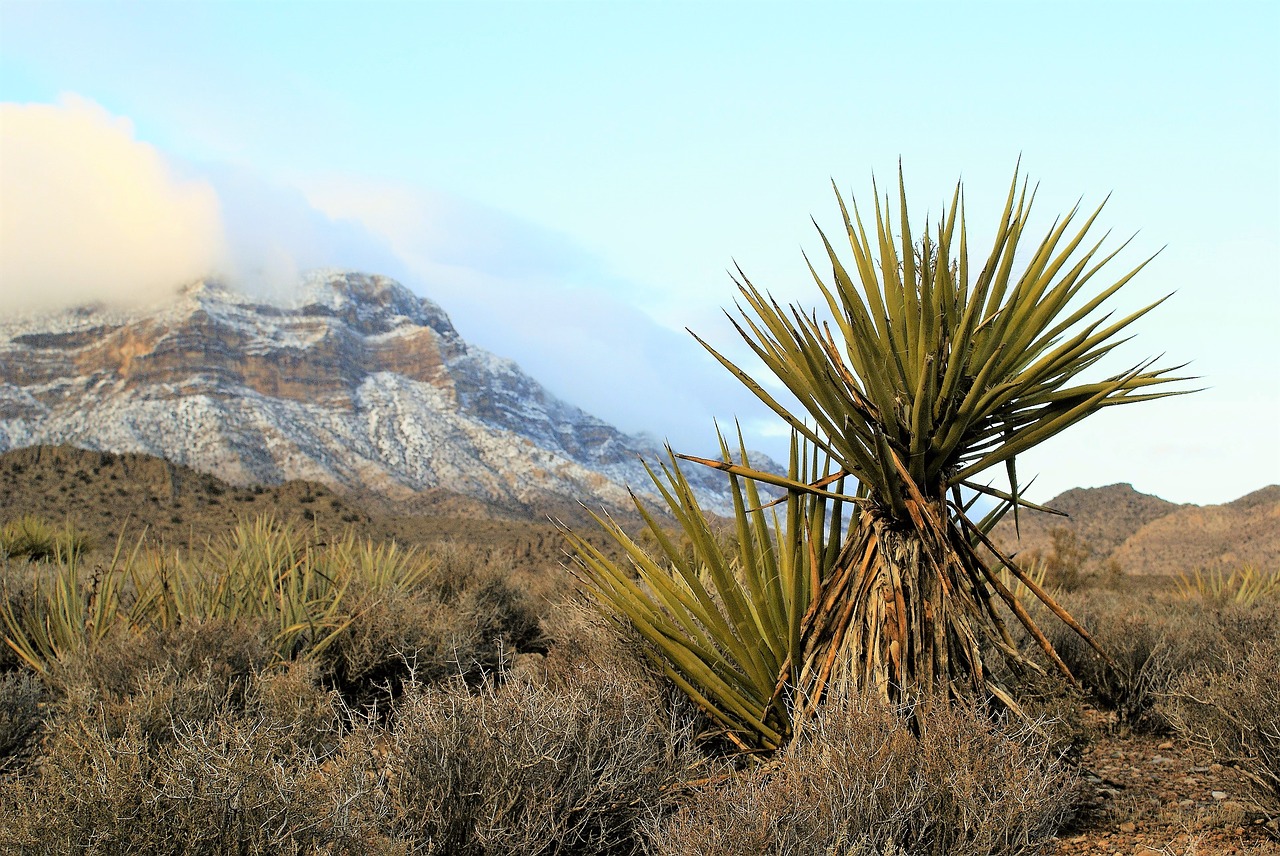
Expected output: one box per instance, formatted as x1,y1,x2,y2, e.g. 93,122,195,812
9,444,1272,580
991,483,1279,576
0,444,620,574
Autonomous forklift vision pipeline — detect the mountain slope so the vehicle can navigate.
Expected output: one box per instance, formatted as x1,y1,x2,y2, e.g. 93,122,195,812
0,271,752,514
991,483,1279,575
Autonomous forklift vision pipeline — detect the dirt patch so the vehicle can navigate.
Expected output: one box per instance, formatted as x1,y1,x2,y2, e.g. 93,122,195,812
1050,713,1277,854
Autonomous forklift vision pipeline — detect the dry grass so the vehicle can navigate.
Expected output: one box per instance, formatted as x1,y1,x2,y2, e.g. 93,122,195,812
1162,638,1280,817
1044,591,1216,733
646,695,1079,856
1042,590,1280,738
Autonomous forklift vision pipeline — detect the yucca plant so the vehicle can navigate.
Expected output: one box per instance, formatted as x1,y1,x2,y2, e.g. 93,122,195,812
564,432,844,751
1174,565,1280,606
1,530,142,674
0,516,90,564
136,516,356,660
568,166,1191,751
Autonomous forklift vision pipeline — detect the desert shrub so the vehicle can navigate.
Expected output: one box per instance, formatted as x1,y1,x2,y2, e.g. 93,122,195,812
320,540,543,707
48,617,272,699
372,627,697,856
0,661,386,854
645,695,1078,856
1209,598,1280,650
1162,638,1280,816
0,672,46,773
1044,590,1219,732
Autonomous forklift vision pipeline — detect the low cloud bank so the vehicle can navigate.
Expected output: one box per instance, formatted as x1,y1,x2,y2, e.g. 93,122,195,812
0,96,779,459
0,95,223,311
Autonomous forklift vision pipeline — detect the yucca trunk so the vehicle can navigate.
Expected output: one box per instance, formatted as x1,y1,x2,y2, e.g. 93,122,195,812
796,509,1001,723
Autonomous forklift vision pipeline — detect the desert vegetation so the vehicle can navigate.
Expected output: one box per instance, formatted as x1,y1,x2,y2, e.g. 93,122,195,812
1,512,1276,852
1,167,1276,852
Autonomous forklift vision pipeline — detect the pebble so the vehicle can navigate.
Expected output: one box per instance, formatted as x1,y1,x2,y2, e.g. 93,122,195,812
1211,790,1228,800
1157,741,1175,750
1118,821,1137,834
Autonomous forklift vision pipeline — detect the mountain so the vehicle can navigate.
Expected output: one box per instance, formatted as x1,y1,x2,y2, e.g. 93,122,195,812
0,271,759,515
990,483,1279,575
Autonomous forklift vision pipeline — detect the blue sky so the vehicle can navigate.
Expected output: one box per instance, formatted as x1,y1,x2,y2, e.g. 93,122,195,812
1,1,1277,504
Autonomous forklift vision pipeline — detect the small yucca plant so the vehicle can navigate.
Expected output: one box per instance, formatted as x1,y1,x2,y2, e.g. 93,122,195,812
1,515,435,672
1174,565,1280,606
0,516,90,563
568,166,1192,751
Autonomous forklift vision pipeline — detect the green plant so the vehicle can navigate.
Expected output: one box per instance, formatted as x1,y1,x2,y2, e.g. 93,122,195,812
1,515,442,673
0,516,90,563
0,531,141,674
1175,565,1280,606
568,166,1190,750
564,435,840,751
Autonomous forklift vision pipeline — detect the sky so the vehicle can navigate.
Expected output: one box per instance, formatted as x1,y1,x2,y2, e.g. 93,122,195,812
0,1,1277,505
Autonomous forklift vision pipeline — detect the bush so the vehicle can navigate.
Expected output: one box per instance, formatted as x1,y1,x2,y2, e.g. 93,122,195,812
319,540,543,707
645,695,1079,856
44,619,278,749
1044,591,1218,732
1162,638,1280,816
0,672,45,773
0,663,384,855
0,598,694,854
370,615,696,855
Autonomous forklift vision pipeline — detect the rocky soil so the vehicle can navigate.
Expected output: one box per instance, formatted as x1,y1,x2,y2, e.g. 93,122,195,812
1050,712,1277,854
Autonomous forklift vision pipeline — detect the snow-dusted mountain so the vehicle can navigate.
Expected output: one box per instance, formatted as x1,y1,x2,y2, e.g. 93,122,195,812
0,271,759,514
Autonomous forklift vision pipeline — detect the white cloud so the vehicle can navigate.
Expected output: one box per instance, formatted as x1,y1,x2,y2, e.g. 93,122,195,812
0,95,223,310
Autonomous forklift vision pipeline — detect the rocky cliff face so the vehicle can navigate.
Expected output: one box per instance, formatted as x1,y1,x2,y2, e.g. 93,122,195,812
0,271,749,513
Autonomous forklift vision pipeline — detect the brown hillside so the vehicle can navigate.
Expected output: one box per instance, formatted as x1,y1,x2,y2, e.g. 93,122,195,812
0,444,372,551
0,444,623,576
991,483,1279,576
991,483,1181,560
1113,485,1280,575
